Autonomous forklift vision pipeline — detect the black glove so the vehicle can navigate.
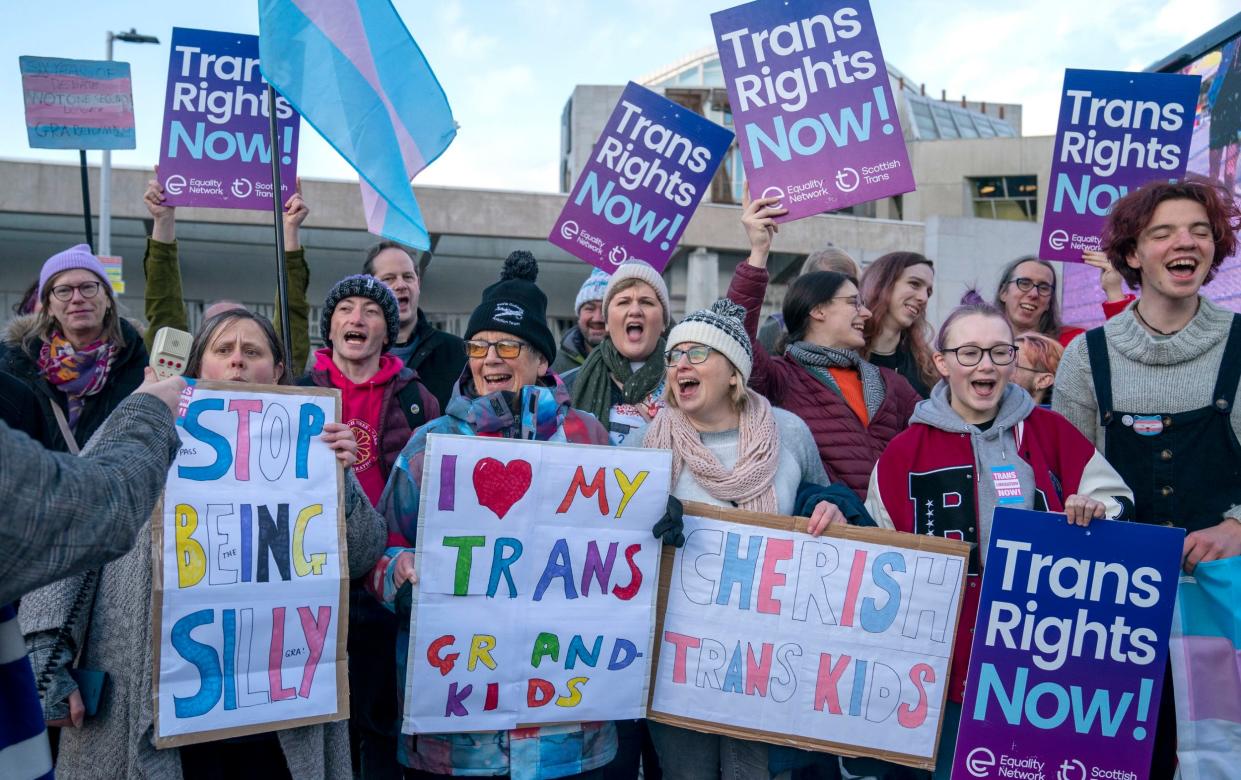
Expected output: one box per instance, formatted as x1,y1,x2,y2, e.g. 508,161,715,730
395,580,414,619
652,495,685,547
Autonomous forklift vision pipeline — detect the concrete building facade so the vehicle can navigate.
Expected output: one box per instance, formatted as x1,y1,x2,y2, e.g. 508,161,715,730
0,50,1065,363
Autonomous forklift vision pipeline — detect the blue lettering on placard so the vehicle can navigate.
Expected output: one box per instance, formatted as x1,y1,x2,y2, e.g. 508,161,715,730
295,402,325,479
179,399,232,481
171,609,222,718
747,86,895,169
167,120,289,164
973,663,1154,737
576,171,677,244
1053,173,1129,216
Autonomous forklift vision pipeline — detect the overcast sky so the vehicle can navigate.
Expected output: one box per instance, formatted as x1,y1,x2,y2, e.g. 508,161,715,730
3,0,1235,192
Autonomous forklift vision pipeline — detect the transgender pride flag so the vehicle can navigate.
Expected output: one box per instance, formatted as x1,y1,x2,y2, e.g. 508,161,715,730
1170,557,1241,780
258,0,456,250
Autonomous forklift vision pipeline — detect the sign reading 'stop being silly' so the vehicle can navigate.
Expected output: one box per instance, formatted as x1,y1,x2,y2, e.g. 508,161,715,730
711,0,914,221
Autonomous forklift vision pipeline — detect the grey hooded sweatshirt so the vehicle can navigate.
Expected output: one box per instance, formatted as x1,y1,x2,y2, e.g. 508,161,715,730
910,381,1036,563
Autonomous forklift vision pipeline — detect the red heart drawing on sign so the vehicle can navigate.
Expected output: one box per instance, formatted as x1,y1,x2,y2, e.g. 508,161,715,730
472,458,533,519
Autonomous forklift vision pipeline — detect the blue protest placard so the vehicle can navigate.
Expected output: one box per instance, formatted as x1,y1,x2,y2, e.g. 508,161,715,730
20,56,136,150
710,0,915,222
952,508,1184,780
1039,69,1200,262
550,82,733,273
157,27,300,210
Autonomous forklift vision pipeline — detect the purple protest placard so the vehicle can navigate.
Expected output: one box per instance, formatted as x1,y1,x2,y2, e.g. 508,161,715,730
158,28,300,211
952,508,1184,780
550,82,733,273
1039,69,1200,263
711,0,913,221
20,56,135,150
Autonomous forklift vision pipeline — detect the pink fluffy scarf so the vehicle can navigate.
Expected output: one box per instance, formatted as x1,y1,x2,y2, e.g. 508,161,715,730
643,388,780,513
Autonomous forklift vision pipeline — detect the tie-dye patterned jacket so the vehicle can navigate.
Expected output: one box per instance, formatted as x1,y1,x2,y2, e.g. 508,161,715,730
368,372,615,778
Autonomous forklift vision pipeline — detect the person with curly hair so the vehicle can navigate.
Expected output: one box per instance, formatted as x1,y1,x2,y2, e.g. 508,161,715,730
1053,176,1241,778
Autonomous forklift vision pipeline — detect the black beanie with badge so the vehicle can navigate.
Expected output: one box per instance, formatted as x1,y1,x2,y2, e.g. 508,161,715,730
320,274,401,348
466,251,556,363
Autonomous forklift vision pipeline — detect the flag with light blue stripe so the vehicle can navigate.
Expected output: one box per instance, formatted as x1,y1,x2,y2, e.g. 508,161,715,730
258,0,456,250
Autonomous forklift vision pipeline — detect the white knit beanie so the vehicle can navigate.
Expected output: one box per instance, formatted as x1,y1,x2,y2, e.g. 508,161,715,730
603,260,671,327
666,298,753,382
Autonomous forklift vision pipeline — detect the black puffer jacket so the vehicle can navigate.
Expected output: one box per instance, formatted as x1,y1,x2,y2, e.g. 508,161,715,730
0,315,148,452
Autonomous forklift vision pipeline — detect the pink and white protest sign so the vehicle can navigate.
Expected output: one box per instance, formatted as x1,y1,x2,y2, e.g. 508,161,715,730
1039,69,1200,263
158,28,300,210
711,0,914,221
550,82,733,273
20,56,135,150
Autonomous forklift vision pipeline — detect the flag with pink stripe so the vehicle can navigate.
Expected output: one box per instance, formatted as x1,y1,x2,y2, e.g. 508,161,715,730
19,56,135,150
1170,557,1241,780
258,0,456,250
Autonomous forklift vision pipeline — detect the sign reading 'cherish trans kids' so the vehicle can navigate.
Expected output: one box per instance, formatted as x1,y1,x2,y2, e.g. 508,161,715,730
951,508,1184,780
405,435,672,733
152,383,347,747
1039,69,1199,262
550,82,733,273
158,27,300,210
649,504,970,769
19,56,136,150
711,0,914,221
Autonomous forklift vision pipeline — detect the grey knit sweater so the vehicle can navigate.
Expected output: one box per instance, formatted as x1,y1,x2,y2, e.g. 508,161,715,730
19,470,385,779
1053,296,1241,521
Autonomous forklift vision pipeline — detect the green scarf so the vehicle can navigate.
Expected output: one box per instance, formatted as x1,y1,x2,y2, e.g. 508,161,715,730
571,337,667,426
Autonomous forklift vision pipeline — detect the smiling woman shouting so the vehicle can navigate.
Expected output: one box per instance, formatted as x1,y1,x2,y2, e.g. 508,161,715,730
726,191,921,499
565,259,673,446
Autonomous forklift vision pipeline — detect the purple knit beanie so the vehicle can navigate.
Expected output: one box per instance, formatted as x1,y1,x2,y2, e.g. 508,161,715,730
38,245,110,300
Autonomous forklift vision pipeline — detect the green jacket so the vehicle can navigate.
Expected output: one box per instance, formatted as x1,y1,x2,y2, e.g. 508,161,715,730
142,238,310,372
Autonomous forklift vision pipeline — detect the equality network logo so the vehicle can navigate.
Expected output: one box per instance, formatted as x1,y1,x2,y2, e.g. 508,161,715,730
1047,229,1070,251
965,747,996,777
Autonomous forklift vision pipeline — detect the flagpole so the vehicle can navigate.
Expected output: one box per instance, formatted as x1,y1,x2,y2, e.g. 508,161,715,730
78,150,95,252
266,84,294,361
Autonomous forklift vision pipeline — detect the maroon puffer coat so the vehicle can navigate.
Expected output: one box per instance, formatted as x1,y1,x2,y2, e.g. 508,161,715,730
727,261,920,498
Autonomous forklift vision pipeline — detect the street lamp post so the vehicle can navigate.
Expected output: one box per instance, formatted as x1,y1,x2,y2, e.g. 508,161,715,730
100,28,159,257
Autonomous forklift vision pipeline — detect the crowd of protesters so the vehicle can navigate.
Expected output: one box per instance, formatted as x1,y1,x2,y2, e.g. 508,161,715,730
2,173,1239,780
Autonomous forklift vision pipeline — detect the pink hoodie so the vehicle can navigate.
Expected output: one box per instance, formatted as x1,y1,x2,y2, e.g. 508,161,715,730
313,348,405,504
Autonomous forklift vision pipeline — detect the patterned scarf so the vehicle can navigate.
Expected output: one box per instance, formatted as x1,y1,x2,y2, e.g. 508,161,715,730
38,331,117,429
451,373,573,442
571,336,667,427
643,388,780,513
785,340,886,419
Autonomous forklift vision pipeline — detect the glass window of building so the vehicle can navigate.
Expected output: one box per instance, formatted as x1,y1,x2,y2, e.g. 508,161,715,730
970,175,1038,220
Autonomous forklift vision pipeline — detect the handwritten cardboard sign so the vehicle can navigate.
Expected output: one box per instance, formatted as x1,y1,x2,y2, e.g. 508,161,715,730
20,56,135,150
152,382,347,746
649,502,969,769
404,434,672,733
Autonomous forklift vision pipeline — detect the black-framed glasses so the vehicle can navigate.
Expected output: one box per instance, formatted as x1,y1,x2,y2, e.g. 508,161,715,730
1007,277,1054,297
464,339,527,359
50,281,103,301
942,344,1018,366
665,345,715,366
1014,363,1046,374
828,295,865,312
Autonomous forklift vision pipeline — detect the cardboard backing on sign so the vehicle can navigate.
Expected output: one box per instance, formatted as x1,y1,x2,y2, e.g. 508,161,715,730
646,500,970,770
151,381,348,748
